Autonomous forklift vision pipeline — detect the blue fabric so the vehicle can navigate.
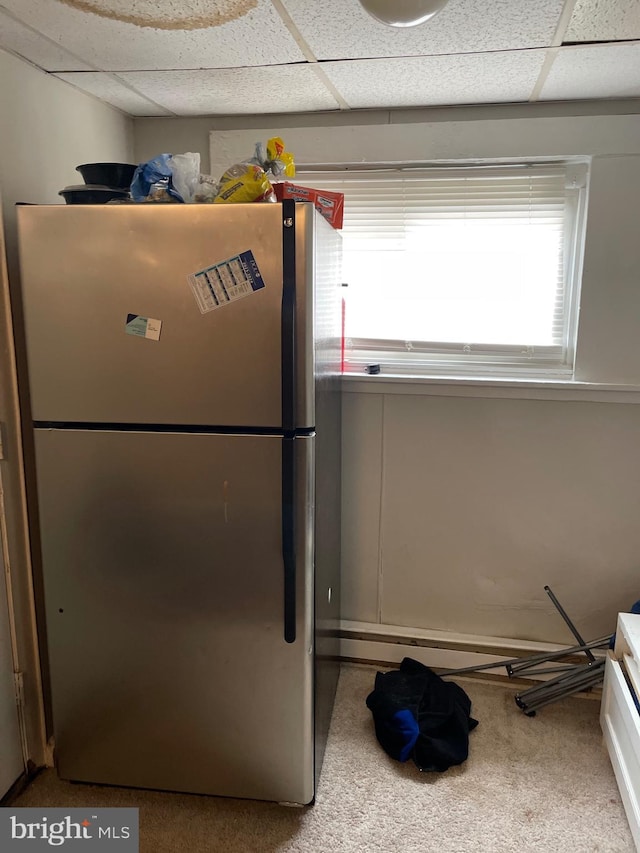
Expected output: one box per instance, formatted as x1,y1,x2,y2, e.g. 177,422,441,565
392,709,420,762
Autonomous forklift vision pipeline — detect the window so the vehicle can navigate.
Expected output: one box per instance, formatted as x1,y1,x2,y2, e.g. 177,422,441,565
304,162,588,378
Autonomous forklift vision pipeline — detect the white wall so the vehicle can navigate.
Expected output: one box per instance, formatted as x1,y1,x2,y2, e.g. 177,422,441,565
342,391,640,643
0,47,134,767
137,102,640,647
0,48,134,277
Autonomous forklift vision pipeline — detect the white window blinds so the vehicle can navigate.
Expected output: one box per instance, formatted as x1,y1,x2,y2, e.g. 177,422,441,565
301,163,587,377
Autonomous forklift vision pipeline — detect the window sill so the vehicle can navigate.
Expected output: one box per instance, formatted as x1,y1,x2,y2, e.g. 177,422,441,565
340,373,640,403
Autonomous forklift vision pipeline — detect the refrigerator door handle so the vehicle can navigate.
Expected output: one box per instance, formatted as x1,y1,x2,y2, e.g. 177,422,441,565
281,199,297,435
281,200,297,643
282,437,296,643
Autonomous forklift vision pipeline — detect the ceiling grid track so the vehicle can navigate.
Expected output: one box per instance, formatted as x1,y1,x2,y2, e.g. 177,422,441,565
107,71,178,116
529,0,580,102
268,0,351,110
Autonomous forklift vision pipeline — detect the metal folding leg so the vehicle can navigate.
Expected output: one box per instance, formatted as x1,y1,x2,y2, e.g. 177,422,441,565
512,586,608,715
441,586,613,716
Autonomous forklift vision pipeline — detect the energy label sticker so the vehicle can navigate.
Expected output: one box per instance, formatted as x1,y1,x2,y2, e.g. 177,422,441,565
125,314,162,341
187,250,265,314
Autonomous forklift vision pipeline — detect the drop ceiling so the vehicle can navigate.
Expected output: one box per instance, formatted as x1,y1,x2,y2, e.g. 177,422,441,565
0,0,639,116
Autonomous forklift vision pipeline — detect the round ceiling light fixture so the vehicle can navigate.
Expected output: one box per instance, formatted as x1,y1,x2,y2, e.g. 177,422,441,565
358,0,449,27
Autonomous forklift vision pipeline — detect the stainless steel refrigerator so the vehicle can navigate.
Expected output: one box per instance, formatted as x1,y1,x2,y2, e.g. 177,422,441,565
17,200,342,805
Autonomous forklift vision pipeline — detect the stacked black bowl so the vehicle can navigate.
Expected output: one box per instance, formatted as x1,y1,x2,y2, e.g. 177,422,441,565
59,162,138,204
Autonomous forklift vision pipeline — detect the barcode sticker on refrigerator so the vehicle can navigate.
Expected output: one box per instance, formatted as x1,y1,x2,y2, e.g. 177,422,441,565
187,250,266,314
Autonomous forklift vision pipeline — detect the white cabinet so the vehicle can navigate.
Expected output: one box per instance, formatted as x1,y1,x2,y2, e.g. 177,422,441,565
601,613,640,851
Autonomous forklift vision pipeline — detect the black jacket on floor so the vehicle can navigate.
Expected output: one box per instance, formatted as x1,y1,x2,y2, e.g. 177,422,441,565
365,657,479,772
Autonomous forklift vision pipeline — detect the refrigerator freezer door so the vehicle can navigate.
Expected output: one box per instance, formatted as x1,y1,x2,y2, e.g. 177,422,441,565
34,428,315,804
17,204,315,429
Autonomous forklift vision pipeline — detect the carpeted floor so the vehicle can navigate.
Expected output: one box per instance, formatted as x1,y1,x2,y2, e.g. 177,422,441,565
13,663,634,852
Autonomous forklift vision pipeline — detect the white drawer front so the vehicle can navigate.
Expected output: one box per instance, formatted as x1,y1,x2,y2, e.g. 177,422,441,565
601,654,640,851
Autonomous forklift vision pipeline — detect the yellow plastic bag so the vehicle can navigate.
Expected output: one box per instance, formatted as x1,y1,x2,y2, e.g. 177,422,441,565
265,137,295,178
214,163,274,204
213,136,295,204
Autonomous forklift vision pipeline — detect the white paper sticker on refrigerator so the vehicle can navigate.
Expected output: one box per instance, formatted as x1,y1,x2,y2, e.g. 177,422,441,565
125,314,162,341
188,250,266,315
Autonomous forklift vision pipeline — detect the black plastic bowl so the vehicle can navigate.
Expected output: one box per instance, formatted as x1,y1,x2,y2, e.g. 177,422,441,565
75,162,137,189
59,185,130,204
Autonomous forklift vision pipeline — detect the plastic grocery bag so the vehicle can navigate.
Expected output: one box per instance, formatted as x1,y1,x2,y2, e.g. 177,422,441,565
170,152,201,204
131,154,182,202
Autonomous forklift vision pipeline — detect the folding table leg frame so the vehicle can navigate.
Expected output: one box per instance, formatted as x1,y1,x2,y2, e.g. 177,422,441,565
442,586,613,715
512,586,607,715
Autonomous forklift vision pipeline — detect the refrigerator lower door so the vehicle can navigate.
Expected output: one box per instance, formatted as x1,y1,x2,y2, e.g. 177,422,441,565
34,428,315,804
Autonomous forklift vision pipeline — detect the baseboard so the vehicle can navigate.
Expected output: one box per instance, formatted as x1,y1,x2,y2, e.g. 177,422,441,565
338,620,606,680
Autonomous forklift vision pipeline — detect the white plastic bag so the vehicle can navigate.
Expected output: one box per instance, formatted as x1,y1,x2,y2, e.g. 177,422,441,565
170,152,201,203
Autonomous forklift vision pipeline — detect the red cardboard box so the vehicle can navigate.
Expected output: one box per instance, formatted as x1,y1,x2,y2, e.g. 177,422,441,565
274,181,344,229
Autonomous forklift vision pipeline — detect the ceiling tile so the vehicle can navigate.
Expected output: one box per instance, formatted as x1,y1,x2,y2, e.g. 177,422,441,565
564,0,640,43
0,0,305,71
322,50,547,110
280,0,565,60
55,72,173,115
540,44,640,100
0,8,91,70
117,67,341,116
